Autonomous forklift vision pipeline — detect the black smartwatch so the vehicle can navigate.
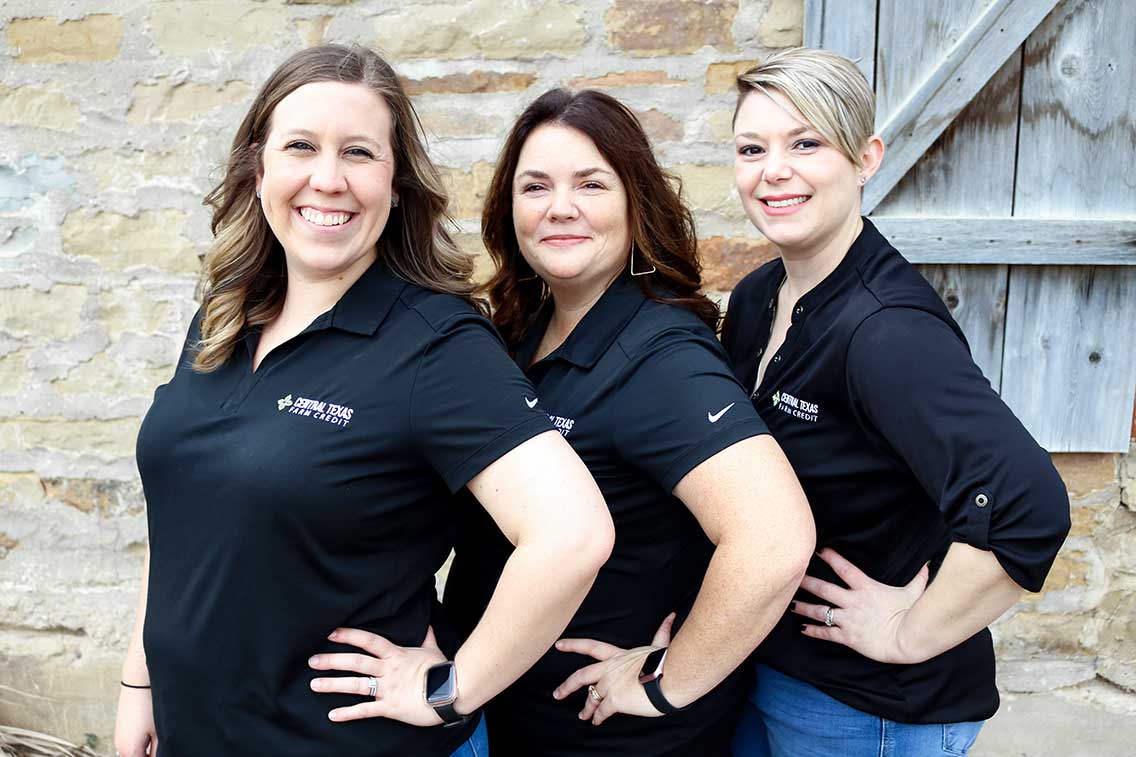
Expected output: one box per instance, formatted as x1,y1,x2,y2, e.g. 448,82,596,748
424,661,468,728
637,647,690,715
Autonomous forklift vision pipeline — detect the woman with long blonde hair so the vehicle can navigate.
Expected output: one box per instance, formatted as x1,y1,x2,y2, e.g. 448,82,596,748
114,45,613,757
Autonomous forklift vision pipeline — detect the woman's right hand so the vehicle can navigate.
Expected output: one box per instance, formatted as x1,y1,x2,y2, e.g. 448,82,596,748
114,685,157,757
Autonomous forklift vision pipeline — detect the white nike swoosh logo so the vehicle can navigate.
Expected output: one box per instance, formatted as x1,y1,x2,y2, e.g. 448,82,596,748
708,403,735,423
525,397,538,408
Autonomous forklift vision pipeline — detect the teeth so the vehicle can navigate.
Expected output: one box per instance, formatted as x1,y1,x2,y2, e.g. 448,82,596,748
766,196,809,208
299,207,352,226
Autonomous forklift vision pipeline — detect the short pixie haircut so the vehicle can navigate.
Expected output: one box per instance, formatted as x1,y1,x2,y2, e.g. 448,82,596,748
735,47,876,168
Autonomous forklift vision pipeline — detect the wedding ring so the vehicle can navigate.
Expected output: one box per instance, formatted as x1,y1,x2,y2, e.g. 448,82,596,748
588,684,605,704
366,676,378,698
824,606,836,627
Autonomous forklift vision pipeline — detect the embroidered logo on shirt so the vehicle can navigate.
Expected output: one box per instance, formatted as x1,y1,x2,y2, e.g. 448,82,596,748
708,402,735,423
525,396,539,408
771,389,820,423
278,394,354,428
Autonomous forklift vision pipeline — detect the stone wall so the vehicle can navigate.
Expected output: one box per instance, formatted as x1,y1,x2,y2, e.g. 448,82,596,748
0,1,1132,754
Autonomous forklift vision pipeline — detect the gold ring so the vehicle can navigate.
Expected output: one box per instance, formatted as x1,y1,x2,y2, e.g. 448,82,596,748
588,684,604,704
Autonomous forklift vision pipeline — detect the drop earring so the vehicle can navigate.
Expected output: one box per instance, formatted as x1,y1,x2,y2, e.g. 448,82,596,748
630,244,656,277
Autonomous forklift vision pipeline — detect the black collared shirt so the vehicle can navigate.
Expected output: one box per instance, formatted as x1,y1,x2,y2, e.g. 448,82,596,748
721,218,1070,724
136,261,553,756
445,275,769,756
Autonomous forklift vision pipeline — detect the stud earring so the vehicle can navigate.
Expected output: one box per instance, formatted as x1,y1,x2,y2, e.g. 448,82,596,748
391,196,399,208
858,175,867,186
255,188,262,199
630,244,656,277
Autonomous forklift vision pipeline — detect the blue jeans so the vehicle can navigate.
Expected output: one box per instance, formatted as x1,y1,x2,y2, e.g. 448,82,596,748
732,665,984,757
450,712,489,757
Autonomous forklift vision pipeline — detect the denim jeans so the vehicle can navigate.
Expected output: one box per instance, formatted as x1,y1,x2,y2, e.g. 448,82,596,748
732,664,984,757
450,713,489,757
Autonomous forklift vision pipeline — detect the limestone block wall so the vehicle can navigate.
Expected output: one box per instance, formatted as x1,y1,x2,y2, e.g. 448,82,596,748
0,1,1132,753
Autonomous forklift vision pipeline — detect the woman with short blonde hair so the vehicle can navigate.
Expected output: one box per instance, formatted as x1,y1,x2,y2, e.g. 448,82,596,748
723,47,1070,756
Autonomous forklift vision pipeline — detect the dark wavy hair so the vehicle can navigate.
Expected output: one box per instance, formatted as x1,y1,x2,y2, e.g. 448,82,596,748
482,88,719,349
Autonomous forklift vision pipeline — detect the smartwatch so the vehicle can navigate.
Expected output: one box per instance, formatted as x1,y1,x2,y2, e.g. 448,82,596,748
637,647,690,715
424,661,468,728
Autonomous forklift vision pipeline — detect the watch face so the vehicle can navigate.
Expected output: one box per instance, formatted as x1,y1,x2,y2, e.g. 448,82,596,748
425,663,457,705
638,647,668,684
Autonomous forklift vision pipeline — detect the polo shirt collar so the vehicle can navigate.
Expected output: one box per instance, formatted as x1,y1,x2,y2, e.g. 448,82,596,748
516,273,647,370
324,258,408,336
796,216,888,312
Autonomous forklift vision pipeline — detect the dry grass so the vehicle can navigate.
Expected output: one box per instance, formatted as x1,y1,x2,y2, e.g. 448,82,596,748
0,726,101,757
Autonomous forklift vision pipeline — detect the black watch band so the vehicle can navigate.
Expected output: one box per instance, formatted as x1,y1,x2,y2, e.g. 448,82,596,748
643,676,691,715
434,700,467,728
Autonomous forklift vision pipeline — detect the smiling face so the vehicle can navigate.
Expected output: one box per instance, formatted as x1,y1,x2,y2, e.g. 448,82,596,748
734,88,876,256
257,81,396,283
512,124,631,299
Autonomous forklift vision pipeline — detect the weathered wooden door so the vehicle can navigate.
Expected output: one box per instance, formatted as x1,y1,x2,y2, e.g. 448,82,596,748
806,0,1136,451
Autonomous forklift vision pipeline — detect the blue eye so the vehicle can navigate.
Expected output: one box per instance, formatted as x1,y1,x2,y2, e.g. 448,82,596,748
345,147,374,159
285,140,314,151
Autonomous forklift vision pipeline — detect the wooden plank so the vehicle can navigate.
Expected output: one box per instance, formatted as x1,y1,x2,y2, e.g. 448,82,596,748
864,0,1061,212
872,217,1136,263
916,264,1008,390
1001,266,1136,452
1014,0,1135,217
875,40,1022,217
804,0,878,84
1001,0,1136,452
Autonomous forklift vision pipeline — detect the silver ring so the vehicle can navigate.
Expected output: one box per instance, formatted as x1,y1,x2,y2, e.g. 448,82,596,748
824,606,836,627
366,676,378,698
588,684,604,704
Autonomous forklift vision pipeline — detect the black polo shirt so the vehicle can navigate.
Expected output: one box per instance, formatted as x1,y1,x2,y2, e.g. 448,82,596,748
721,218,1070,724
136,260,553,756
444,274,770,756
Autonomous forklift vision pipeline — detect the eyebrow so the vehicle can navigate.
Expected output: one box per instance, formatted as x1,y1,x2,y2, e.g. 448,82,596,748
735,126,816,140
280,128,382,149
515,167,616,181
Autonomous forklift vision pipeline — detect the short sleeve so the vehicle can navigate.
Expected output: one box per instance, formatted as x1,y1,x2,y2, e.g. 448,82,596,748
846,307,1070,591
612,326,769,492
410,312,554,492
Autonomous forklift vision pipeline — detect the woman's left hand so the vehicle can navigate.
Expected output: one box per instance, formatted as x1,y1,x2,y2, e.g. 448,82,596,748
309,626,447,726
792,548,930,664
552,612,675,725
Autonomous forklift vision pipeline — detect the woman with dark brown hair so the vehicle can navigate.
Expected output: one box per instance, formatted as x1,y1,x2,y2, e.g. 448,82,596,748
441,89,815,756
113,46,614,757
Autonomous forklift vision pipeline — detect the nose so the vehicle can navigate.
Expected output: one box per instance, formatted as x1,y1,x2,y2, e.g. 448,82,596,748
762,147,792,184
309,153,347,193
547,187,579,221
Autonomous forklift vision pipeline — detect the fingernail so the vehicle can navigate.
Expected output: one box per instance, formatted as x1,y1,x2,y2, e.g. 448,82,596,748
328,711,340,721
554,641,563,650
310,679,320,690
308,656,319,666
552,691,561,699
579,712,586,720
328,630,339,640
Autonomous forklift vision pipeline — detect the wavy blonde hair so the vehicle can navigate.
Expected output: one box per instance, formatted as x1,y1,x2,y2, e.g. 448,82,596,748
193,45,476,372
735,47,876,169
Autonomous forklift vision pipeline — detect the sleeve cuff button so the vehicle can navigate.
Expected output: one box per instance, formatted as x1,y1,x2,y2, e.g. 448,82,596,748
975,493,989,508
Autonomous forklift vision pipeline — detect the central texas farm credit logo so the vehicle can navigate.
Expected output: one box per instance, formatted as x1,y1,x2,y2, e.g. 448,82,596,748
771,389,820,423
277,394,354,428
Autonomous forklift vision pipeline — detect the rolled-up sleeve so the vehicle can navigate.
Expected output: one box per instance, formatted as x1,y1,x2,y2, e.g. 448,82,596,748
846,307,1070,591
